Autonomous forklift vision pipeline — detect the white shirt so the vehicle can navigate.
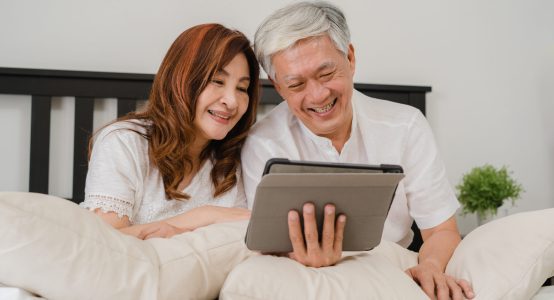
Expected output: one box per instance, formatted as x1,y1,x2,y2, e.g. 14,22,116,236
241,90,459,247
81,120,247,224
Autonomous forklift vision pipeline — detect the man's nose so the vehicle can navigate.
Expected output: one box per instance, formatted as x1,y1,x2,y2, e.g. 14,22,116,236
305,80,330,103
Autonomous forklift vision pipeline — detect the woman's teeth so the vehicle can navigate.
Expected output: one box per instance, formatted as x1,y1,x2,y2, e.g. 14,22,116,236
208,110,230,120
312,99,336,113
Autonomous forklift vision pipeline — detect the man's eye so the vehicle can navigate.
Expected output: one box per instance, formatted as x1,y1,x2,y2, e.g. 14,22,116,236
288,82,303,89
321,72,333,78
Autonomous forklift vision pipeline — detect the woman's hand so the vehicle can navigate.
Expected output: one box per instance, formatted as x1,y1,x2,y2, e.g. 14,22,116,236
165,205,250,229
119,221,189,240
118,206,250,240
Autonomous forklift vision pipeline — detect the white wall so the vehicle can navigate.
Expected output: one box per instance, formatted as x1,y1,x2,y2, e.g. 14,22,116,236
1,0,553,234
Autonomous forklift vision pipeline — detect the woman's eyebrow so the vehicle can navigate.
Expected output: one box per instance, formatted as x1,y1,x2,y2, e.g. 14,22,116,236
218,69,250,82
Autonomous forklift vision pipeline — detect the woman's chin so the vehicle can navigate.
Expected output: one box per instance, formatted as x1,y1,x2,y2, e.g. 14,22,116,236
208,131,230,141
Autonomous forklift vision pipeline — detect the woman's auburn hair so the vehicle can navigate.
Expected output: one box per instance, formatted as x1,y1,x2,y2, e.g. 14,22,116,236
94,23,260,200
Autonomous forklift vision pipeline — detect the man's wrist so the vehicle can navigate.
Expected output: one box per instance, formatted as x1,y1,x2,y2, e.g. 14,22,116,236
418,258,443,271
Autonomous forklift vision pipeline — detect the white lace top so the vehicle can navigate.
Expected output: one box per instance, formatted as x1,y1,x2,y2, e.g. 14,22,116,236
80,120,247,224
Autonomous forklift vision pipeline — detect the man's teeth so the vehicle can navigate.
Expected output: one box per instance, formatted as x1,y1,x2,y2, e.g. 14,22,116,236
208,110,230,120
312,99,336,113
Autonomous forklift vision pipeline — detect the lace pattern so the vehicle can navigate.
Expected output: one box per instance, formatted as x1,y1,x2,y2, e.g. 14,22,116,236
80,194,134,222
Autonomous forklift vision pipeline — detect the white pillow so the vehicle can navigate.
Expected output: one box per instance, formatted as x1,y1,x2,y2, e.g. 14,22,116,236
148,221,255,299
446,208,554,300
0,192,254,300
220,241,428,300
221,209,554,300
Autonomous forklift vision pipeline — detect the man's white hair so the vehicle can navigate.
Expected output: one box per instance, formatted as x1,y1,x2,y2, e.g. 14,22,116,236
254,1,351,79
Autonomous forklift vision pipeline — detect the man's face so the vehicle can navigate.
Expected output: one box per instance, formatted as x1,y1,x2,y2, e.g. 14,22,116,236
271,35,355,142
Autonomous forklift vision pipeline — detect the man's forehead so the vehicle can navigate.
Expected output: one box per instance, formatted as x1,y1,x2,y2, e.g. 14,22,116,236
273,44,341,82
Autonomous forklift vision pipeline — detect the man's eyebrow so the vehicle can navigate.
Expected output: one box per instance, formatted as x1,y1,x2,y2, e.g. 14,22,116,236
316,61,336,73
282,75,301,83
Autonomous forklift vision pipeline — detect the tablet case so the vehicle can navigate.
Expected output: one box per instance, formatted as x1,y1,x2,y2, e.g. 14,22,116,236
245,164,404,252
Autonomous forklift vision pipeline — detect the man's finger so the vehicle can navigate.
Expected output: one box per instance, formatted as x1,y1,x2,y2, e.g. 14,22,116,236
456,278,475,299
416,273,435,300
446,276,463,300
434,274,449,300
321,204,336,252
302,203,320,253
333,214,346,253
287,210,307,258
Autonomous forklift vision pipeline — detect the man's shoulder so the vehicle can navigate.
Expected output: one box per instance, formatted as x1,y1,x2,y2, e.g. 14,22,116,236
249,102,294,141
353,90,421,126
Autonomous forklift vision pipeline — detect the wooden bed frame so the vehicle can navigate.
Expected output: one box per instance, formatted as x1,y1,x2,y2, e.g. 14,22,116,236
0,67,431,251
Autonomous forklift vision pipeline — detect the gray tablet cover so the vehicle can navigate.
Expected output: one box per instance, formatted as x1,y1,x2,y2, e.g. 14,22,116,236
245,172,404,252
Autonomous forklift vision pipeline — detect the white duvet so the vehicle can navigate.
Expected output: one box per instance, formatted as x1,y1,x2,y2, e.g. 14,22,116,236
1,192,553,300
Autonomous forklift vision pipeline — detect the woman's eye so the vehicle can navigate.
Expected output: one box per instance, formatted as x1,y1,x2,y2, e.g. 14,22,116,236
237,86,248,93
211,79,224,85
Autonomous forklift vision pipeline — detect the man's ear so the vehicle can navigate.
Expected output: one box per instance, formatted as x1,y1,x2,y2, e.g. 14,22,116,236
347,43,356,75
269,77,282,95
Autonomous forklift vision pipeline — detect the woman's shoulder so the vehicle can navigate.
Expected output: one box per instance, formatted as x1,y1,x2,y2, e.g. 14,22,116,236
94,119,150,145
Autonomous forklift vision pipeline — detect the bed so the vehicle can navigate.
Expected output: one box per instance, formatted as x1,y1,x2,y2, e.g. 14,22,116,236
1,67,552,299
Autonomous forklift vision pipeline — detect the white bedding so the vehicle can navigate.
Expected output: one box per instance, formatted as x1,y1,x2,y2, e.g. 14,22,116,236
2,282,553,300
0,283,44,300
1,192,553,300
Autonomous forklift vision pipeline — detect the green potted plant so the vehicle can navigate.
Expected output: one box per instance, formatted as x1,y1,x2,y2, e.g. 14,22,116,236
456,164,523,225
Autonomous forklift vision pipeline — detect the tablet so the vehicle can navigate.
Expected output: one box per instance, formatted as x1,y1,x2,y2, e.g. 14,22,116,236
245,158,404,252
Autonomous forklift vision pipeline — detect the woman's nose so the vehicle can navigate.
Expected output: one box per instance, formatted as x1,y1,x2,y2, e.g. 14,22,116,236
220,87,238,109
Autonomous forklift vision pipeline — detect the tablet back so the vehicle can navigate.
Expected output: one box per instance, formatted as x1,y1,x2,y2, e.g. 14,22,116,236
245,172,404,252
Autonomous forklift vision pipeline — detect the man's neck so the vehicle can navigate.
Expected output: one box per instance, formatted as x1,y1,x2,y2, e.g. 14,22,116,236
328,124,351,153
327,108,354,154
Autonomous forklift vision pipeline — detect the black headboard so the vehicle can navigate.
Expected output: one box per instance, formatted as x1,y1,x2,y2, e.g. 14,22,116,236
0,67,431,204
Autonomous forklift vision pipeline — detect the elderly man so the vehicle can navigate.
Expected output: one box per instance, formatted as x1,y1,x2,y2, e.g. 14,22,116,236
241,1,474,299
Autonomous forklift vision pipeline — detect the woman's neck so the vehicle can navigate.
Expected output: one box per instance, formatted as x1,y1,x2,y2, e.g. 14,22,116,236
189,137,209,161
178,137,209,191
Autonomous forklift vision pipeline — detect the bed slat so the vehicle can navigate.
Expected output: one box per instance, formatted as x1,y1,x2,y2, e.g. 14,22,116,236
117,98,138,118
29,95,52,195
72,97,95,203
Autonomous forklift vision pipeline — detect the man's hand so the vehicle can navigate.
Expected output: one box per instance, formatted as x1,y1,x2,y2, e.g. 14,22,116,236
411,217,475,299
287,203,346,267
406,261,474,300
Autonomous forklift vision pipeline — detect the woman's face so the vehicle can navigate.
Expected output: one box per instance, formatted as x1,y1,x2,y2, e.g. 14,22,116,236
194,53,251,146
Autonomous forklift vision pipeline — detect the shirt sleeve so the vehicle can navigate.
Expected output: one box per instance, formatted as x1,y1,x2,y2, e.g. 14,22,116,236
80,127,146,222
402,111,460,229
240,134,277,209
